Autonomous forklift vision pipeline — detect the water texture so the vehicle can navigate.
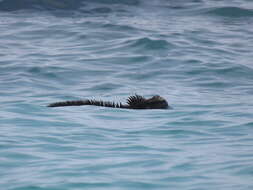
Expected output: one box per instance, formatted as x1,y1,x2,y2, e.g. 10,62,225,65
1,0,253,189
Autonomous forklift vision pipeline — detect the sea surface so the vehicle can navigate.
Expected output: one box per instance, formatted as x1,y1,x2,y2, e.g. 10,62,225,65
1,0,253,189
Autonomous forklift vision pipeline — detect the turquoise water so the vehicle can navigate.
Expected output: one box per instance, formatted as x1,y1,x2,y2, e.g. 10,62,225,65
1,0,253,189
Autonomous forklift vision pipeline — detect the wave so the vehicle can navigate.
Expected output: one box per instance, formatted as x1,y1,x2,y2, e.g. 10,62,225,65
129,37,172,50
0,0,139,11
0,0,83,11
205,6,253,17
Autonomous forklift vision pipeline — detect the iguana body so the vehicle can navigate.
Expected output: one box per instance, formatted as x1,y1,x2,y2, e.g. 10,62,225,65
48,95,169,109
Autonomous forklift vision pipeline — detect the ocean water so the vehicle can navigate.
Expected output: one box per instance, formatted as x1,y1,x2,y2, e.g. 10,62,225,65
1,0,253,189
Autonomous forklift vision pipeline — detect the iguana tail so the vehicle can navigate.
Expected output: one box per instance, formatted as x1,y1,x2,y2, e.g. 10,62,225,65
48,99,127,108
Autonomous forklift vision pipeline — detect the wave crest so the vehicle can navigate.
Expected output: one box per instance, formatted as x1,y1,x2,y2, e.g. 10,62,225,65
0,0,84,11
0,0,139,11
206,6,253,17
129,37,172,50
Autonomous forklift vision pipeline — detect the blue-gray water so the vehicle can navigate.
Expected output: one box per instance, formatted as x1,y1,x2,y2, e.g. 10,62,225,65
1,0,253,189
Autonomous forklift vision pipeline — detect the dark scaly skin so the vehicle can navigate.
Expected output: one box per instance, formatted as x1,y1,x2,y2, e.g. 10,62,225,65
48,95,170,109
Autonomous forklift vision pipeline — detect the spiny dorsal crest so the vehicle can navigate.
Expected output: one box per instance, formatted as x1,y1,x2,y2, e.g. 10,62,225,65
127,94,146,106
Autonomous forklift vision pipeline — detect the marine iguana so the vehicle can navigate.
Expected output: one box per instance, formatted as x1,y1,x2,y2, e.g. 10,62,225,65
48,95,170,109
